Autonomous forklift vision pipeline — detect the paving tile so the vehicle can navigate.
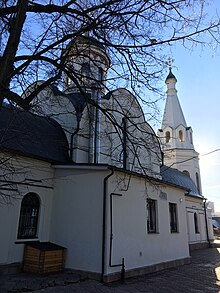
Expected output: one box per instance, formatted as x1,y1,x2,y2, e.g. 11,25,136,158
1,246,220,292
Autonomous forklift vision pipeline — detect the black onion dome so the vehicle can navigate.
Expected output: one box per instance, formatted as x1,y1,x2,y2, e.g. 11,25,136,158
165,68,177,82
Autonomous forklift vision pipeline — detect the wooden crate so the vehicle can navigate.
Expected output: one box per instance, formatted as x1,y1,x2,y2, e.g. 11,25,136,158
23,242,66,274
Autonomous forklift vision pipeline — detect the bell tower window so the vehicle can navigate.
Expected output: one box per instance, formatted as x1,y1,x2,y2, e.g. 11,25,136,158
190,132,193,144
179,130,184,142
183,170,190,177
196,172,201,194
165,131,170,143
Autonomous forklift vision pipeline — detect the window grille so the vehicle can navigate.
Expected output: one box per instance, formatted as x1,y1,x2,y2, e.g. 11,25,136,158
17,193,40,239
169,202,178,233
194,212,199,234
147,199,157,233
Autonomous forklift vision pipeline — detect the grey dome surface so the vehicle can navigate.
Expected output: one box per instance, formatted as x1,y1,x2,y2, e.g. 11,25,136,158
65,35,107,54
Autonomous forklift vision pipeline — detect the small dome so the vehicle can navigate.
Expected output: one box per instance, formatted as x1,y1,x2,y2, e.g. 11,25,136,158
165,68,177,83
65,35,107,54
75,35,106,51
63,35,111,68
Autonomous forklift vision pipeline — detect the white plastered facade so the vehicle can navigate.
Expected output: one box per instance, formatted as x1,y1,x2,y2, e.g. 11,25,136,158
0,85,192,279
0,39,211,280
0,155,53,266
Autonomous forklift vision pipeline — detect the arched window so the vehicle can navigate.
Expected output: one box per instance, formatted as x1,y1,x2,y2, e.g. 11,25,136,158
17,193,40,239
183,170,190,177
194,212,199,234
98,67,104,82
81,63,91,85
179,130,184,142
190,132,193,144
196,172,201,194
165,131,170,143
81,63,90,76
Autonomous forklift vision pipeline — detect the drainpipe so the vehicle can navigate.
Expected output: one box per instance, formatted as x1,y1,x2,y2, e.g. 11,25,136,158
70,115,81,161
89,88,96,163
203,198,211,247
161,151,164,166
89,106,95,163
101,169,114,282
94,87,101,164
109,192,125,281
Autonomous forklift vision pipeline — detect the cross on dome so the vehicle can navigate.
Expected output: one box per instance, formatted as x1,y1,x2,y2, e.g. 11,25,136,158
167,57,174,70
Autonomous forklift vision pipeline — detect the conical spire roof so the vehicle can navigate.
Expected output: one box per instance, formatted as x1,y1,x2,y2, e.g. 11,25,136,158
162,69,187,129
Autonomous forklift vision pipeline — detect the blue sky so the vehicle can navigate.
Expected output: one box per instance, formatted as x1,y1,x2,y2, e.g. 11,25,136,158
155,0,220,212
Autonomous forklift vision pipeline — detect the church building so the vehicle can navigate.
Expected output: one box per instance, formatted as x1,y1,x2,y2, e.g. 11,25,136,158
0,36,213,281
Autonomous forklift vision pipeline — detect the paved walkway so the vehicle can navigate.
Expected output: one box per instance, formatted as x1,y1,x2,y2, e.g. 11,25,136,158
1,245,220,292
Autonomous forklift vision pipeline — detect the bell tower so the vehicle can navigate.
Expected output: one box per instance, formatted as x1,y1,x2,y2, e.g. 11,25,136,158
158,69,202,194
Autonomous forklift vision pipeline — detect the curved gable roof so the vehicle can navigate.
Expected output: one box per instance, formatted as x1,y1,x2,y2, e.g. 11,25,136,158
103,88,156,132
103,88,163,165
103,88,145,119
0,106,70,164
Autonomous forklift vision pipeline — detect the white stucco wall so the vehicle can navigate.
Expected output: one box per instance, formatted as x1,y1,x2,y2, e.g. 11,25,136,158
105,172,189,275
0,155,54,266
50,166,110,273
1,155,203,276
99,89,162,177
49,166,190,276
185,196,210,244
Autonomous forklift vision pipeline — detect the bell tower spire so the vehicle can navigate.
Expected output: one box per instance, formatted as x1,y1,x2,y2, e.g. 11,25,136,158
158,68,202,194
162,68,187,130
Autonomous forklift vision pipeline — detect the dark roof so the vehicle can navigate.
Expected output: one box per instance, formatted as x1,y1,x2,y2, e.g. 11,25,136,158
0,106,70,163
212,219,220,228
161,165,203,198
66,92,89,118
103,90,114,100
26,241,66,251
49,89,90,121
